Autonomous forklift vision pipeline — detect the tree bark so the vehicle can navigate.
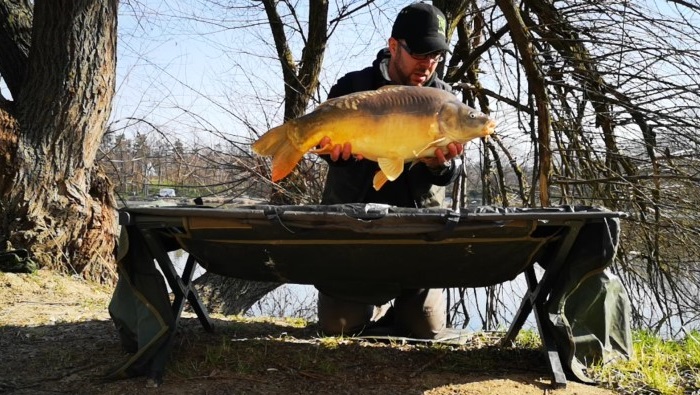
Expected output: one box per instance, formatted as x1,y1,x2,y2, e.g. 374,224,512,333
0,0,31,99
0,0,118,282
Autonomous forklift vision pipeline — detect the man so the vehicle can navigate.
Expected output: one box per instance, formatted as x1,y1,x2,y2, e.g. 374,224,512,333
316,2,462,339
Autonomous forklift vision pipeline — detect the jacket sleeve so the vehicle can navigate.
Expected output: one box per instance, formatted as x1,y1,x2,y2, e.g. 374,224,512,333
426,158,461,186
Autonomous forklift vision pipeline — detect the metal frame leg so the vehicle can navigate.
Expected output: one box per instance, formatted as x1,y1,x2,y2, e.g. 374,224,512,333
502,221,584,388
173,255,213,331
141,230,213,331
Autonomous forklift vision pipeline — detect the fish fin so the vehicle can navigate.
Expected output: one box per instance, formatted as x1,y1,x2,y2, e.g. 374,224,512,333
270,146,305,182
251,123,305,182
377,157,404,181
413,137,447,157
373,171,389,191
252,124,285,156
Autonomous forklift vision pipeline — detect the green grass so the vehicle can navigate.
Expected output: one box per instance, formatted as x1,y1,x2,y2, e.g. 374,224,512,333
514,329,542,349
590,330,700,395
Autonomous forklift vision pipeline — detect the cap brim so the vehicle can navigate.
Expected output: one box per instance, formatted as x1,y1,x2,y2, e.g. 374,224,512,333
407,36,450,55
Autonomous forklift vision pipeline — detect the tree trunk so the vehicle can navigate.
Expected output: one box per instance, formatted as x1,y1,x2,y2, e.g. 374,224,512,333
0,0,118,282
195,1,333,313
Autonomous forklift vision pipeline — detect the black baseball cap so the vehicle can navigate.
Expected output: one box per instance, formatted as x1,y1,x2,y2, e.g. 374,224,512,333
391,2,449,55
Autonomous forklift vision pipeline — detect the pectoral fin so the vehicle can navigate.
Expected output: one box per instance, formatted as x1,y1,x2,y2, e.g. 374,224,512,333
377,157,404,181
413,137,447,157
309,143,333,155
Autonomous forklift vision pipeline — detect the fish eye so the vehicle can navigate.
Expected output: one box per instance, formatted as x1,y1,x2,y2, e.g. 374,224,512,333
469,113,476,118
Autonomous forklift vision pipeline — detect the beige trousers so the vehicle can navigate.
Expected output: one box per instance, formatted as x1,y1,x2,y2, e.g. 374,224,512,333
317,288,446,339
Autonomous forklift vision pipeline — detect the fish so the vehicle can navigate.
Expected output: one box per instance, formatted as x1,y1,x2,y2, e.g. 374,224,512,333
252,85,496,190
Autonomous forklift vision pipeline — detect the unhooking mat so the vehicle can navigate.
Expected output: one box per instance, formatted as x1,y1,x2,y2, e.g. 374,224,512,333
107,204,632,384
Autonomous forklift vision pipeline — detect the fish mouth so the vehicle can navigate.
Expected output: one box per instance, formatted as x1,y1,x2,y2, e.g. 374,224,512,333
481,119,497,136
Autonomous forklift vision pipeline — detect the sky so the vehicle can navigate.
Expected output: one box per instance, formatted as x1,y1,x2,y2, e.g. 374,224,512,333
111,1,408,145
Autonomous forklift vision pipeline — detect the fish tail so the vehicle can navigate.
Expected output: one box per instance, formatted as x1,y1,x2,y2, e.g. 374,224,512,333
252,123,305,182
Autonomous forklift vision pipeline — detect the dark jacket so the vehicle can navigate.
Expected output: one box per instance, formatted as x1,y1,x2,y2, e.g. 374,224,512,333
320,49,460,208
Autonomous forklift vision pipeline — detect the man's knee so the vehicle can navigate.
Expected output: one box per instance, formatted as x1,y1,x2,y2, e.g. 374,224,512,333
317,291,373,336
395,288,446,339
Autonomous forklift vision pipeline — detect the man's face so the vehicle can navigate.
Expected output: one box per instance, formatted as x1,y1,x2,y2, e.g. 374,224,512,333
388,38,444,86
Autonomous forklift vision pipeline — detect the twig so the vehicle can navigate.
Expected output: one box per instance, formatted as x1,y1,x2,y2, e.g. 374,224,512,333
184,373,267,383
297,370,329,380
17,301,80,306
409,353,448,378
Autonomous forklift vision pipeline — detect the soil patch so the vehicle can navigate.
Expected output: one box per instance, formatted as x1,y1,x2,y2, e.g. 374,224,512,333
0,270,617,394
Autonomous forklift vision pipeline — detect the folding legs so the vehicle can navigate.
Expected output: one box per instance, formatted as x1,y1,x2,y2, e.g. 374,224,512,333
141,231,213,331
502,221,584,388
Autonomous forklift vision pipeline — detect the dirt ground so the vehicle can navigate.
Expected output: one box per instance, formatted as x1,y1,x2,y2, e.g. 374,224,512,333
0,270,618,395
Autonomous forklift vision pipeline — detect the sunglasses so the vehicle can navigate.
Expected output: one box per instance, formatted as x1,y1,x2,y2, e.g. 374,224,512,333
398,41,445,63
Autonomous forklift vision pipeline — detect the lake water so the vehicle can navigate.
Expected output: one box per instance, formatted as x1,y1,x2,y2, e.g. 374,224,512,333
166,251,536,332
164,251,700,338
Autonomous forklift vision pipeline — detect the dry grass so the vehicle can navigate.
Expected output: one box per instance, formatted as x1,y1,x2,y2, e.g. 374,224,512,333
0,270,618,395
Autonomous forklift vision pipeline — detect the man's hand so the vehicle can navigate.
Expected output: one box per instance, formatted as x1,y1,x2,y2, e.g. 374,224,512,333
421,142,463,169
318,136,364,161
